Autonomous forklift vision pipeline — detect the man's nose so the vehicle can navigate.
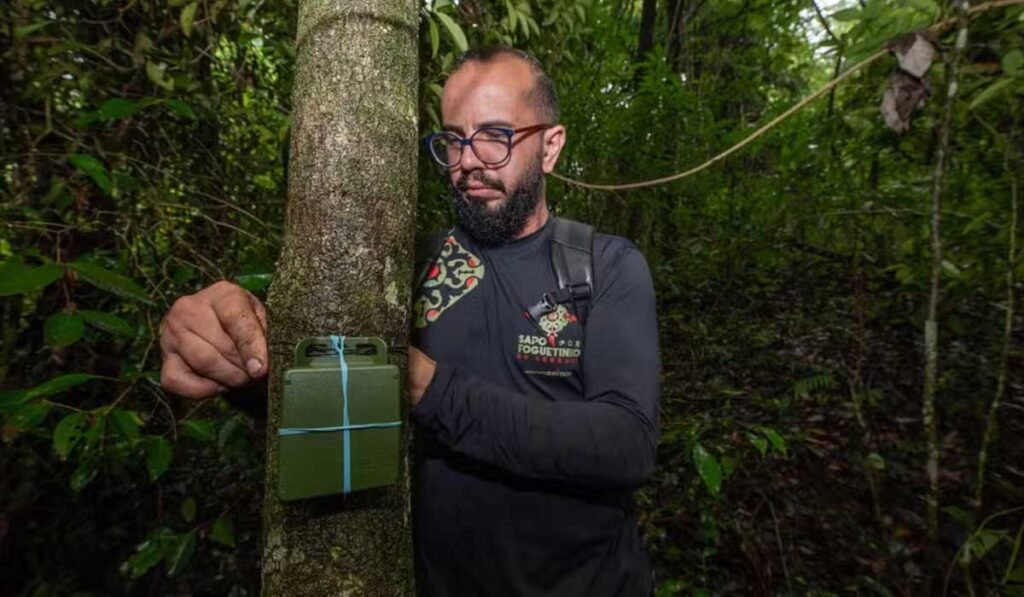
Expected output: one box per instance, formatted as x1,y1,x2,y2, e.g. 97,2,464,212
459,140,485,171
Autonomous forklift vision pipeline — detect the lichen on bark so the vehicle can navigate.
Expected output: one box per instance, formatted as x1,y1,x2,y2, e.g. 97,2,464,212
261,0,418,594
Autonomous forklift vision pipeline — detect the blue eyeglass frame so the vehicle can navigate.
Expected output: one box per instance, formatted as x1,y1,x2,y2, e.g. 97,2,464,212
423,124,552,168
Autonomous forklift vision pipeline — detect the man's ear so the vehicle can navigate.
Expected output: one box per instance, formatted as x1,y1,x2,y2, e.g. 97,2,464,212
540,125,566,174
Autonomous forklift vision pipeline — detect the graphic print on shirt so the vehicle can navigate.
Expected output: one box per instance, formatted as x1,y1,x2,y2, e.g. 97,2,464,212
413,235,485,328
515,305,582,374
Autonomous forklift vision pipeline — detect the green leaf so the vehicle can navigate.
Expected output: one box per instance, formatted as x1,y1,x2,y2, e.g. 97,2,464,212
181,419,217,442
960,529,1006,565
429,17,440,58
748,433,768,456
434,12,468,52
69,261,155,306
180,2,199,36
80,310,136,336
210,517,236,547
831,7,861,22
53,412,87,460
0,261,62,296
0,390,30,412
428,83,444,99
166,99,197,120
68,154,112,194
15,21,52,38
109,408,142,442
1007,564,1024,582
167,529,196,576
691,443,722,497
3,401,50,440
26,373,98,399
865,452,886,471
121,528,174,579
1003,49,1023,76
181,497,197,523
146,61,175,91
98,98,141,120
145,435,173,481
759,427,787,456
218,417,247,452
45,311,85,348
234,272,272,292
970,77,1016,111
70,459,98,493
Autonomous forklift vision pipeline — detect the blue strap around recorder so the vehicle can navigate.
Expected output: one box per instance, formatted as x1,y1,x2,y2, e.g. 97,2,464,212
277,335,401,495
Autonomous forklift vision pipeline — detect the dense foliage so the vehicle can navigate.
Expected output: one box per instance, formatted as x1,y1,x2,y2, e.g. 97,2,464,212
2,0,1023,594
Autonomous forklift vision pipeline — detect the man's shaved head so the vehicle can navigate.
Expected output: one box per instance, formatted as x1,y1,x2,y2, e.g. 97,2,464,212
452,46,559,123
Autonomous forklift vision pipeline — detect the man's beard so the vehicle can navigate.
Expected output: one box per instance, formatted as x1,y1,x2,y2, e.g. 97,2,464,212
450,155,544,247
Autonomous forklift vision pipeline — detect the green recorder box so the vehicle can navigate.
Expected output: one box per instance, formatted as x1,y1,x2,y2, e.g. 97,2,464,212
277,336,401,501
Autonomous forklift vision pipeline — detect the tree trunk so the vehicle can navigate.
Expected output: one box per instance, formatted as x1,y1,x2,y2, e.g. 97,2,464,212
261,0,418,594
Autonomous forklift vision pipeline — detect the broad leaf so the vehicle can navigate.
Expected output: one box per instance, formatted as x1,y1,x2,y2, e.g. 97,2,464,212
99,98,141,120
121,527,174,579
760,427,787,456
109,407,142,442
180,2,198,37
210,517,235,547
692,443,722,497
166,99,197,120
145,435,172,481
434,12,468,52
970,77,1017,111
0,260,62,296
1003,49,1023,76
180,496,196,523
181,419,217,442
26,373,98,399
429,17,440,58
69,154,112,194
53,412,87,460
234,272,272,292
70,459,98,493
80,310,136,336
166,529,196,576
0,390,30,412
146,61,174,91
3,401,50,440
69,261,155,306
45,311,85,348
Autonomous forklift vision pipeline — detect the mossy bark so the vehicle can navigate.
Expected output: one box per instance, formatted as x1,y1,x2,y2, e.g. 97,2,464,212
261,0,418,594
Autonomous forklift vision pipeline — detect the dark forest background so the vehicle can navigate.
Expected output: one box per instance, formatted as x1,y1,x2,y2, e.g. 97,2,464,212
2,0,1023,594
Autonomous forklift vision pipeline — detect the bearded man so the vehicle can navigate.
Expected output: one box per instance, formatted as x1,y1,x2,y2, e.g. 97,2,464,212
160,46,661,596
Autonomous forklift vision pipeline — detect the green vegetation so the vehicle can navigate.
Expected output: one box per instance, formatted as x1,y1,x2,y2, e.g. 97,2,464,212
2,0,1023,593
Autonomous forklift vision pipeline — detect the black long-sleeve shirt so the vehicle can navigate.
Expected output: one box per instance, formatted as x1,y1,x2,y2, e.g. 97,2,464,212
411,217,661,597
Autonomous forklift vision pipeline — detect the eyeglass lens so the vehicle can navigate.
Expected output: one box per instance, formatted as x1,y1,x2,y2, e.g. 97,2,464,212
430,128,510,167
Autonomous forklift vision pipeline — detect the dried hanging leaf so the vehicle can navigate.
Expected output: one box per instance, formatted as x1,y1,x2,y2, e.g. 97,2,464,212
887,33,938,79
881,70,932,133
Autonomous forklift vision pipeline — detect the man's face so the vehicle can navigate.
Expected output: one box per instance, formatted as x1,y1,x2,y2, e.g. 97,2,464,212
440,56,565,245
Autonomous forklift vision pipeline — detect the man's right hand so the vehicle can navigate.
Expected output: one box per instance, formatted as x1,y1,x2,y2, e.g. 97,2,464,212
160,281,269,399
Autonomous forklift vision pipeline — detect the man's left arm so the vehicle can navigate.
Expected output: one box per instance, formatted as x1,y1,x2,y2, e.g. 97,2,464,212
409,245,660,489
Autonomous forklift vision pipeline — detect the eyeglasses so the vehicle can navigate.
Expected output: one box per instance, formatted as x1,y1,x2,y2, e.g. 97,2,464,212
424,124,552,168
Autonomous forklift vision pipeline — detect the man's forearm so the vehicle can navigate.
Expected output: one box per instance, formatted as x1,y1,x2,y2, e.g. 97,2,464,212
412,361,657,488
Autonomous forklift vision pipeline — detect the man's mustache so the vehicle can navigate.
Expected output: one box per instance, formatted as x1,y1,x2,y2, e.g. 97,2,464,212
456,173,506,194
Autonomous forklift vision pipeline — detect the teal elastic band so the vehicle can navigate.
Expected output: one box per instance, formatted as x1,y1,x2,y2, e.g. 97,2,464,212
330,335,352,494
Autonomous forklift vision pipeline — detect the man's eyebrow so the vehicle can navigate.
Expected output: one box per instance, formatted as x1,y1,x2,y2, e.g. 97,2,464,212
478,120,515,129
442,120,517,134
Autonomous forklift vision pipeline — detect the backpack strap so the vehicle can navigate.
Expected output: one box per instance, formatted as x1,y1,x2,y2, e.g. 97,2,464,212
414,229,449,291
526,217,595,325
